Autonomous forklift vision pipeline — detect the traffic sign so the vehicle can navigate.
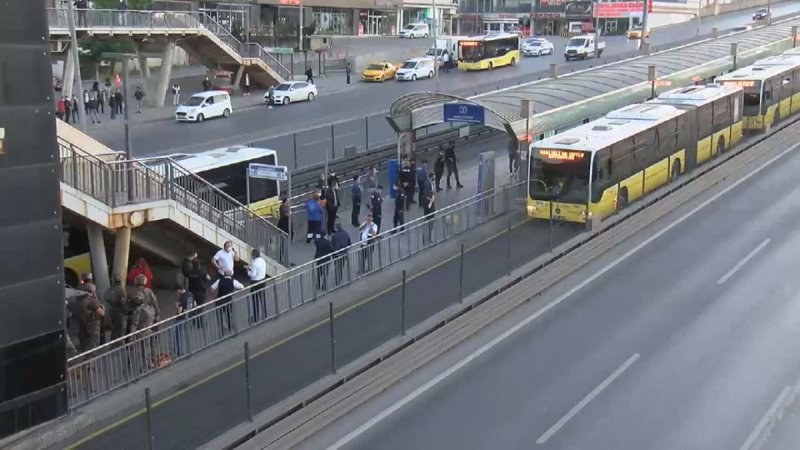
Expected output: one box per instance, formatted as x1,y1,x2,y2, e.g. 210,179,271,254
443,103,485,125
248,163,288,181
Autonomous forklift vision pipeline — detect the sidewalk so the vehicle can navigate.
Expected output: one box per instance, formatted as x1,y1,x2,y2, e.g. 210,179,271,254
287,151,516,264
68,65,357,134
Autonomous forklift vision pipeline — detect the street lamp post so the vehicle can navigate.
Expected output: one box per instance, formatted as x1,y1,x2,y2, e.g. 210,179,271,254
66,0,87,132
299,0,304,52
432,0,439,91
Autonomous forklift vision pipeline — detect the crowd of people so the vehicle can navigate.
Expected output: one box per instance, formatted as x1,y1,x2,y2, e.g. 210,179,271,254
55,79,145,125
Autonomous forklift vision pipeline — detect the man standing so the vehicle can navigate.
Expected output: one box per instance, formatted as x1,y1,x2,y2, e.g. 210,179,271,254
211,269,243,332
331,223,352,283
186,259,210,315
359,213,379,273
416,160,430,205
350,175,362,227
434,150,445,192
304,192,324,243
172,82,181,105
243,73,251,95
174,285,196,356
134,86,145,113
127,274,159,334
393,181,405,230
244,249,267,322
445,144,464,189
71,95,80,123
369,185,383,232
324,177,339,235
314,235,335,290
422,182,436,244
104,273,127,342
399,158,415,210
212,241,238,278
346,61,352,84
305,66,314,84
202,76,211,92
442,51,450,73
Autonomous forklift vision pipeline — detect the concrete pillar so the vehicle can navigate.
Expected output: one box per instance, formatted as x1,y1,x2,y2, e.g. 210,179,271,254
712,27,719,39
63,46,76,98
87,223,110,296
549,63,558,79
112,227,132,285
153,40,176,108
233,64,245,92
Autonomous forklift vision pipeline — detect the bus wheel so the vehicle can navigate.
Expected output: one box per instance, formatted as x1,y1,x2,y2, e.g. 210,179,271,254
488,62,494,70
671,160,681,181
716,136,726,156
510,57,516,66
617,188,629,210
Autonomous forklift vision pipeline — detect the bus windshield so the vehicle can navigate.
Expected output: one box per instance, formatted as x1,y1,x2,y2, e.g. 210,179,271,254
529,150,591,203
742,83,762,115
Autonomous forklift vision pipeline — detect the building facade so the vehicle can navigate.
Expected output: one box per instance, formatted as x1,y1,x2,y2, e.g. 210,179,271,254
456,0,533,35
530,0,650,36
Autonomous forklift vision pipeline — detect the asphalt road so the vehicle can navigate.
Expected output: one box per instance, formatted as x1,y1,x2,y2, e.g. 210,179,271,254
64,213,584,449
86,2,800,163
311,130,800,450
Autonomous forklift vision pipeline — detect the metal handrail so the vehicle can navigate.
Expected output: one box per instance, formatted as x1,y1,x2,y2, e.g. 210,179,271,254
65,180,525,408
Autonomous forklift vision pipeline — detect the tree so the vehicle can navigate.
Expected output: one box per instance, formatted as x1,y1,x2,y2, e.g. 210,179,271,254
78,37,136,79
92,0,152,9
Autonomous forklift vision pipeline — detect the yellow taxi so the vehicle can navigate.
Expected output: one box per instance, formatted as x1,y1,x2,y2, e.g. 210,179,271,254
626,26,651,39
360,62,398,82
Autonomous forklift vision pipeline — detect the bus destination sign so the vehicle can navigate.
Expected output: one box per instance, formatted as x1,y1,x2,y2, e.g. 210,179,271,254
538,148,586,161
722,80,757,88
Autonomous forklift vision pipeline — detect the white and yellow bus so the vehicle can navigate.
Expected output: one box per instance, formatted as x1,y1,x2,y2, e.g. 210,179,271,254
458,33,520,71
717,53,800,131
526,84,743,223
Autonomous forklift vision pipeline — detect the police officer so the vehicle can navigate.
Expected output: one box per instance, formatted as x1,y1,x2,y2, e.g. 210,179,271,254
351,175,362,227
398,158,415,210
104,273,127,342
393,181,406,230
369,185,384,232
434,150,445,192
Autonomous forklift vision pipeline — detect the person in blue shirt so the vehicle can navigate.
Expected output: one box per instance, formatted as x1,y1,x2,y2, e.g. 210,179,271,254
351,175,362,227
304,192,324,244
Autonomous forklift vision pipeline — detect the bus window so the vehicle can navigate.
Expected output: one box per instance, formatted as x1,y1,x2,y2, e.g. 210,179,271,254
633,129,657,170
530,149,591,203
657,121,676,154
712,97,731,131
697,103,713,138
611,137,635,179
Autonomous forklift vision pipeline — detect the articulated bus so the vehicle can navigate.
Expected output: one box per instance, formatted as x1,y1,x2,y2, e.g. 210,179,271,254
458,33,520,71
717,53,800,132
527,83,744,223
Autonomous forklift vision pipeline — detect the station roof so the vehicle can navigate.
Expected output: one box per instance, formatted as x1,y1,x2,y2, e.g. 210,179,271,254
396,17,800,139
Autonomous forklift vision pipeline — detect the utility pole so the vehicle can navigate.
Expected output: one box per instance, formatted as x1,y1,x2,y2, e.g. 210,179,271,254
594,0,599,57
432,0,439,91
640,0,649,48
298,0,304,52
66,0,87,132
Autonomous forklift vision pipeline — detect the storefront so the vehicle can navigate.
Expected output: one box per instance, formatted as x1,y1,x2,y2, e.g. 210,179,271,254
198,1,254,35
357,8,399,35
531,0,567,36
312,7,355,35
595,0,652,35
401,1,456,36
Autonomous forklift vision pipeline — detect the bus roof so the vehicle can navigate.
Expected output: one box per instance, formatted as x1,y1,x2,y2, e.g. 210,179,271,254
149,146,277,174
533,103,685,153
717,54,800,83
461,33,518,42
649,83,742,107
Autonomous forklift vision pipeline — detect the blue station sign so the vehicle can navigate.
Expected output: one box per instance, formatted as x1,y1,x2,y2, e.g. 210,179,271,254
443,103,485,125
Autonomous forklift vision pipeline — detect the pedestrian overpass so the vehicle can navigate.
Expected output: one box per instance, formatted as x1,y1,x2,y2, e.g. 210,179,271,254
48,8,290,106
58,121,288,293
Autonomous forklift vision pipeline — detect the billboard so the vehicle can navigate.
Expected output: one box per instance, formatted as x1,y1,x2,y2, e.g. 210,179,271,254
595,0,653,18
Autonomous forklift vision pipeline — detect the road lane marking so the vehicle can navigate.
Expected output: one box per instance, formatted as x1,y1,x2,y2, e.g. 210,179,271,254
739,386,791,450
326,140,800,449
69,139,800,449
535,354,640,445
302,130,363,147
717,238,771,285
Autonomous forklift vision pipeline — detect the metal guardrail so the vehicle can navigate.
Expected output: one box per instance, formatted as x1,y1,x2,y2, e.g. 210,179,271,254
59,137,289,265
47,8,293,82
65,181,525,408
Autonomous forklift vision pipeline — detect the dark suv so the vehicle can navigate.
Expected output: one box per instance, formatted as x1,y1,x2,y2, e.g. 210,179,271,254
753,8,770,21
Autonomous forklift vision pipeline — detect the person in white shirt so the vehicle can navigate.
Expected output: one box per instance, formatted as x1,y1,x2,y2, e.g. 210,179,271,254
359,213,379,273
212,241,238,277
244,249,268,322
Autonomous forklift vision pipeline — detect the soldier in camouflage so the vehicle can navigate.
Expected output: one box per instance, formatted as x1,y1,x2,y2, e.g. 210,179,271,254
78,285,105,352
128,274,159,334
104,273,127,341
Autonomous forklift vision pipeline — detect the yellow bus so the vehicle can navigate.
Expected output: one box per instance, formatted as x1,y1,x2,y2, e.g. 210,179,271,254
458,33,520,71
716,53,800,132
647,83,744,165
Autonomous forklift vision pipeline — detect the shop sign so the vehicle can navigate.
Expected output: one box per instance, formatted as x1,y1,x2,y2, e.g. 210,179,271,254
531,12,565,19
278,0,300,5
564,1,593,19
374,0,399,7
594,0,653,18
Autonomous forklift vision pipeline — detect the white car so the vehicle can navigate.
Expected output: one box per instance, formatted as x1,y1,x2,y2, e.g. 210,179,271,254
175,91,232,123
398,22,429,39
396,57,436,81
522,38,554,57
264,81,318,105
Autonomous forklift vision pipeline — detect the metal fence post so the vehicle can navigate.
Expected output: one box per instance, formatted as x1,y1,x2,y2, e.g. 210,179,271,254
458,243,465,303
401,270,407,336
144,388,155,450
244,342,253,422
330,123,335,159
507,218,512,276
328,302,337,374
293,133,298,169
365,116,369,151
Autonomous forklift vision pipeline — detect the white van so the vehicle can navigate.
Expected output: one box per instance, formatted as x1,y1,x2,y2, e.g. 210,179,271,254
399,22,429,39
175,90,232,123
396,57,436,81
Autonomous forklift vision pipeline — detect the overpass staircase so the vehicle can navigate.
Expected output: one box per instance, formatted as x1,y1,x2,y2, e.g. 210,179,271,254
47,8,291,88
57,121,288,275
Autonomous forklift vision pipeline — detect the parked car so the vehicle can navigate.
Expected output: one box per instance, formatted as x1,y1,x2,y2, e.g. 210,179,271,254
361,62,398,82
264,81,318,105
753,7,770,21
399,22,429,39
175,91,232,123
522,38,554,57
395,57,436,81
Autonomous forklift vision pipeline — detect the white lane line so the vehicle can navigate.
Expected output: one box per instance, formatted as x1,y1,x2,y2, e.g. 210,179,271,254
326,140,800,450
739,386,791,450
717,238,771,285
535,353,640,445
302,130,362,147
